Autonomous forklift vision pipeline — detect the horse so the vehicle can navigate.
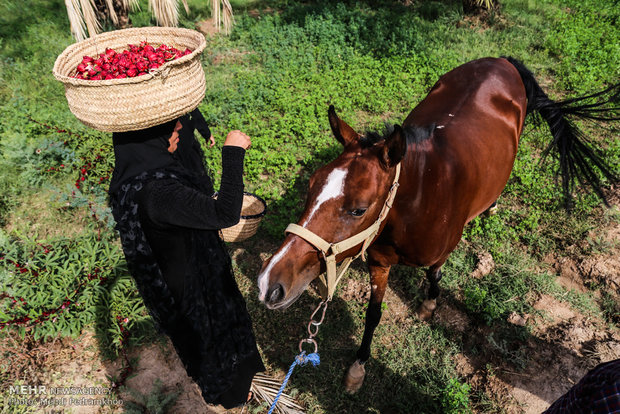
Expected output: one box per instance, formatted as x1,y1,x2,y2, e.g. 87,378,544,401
256,57,618,393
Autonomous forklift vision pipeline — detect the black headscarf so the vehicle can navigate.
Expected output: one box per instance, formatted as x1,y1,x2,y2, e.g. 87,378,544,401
176,109,212,174
109,119,179,194
174,109,214,194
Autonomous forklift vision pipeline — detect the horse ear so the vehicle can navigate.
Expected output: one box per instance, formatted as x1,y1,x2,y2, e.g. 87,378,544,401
328,105,360,146
382,124,407,168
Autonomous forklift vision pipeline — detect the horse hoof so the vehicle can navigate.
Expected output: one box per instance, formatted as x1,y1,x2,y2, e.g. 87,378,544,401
416,299,437,321
344,360,366,394
485,202,498,216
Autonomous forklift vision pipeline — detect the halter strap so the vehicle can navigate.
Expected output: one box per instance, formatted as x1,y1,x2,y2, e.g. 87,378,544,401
285,163,401,301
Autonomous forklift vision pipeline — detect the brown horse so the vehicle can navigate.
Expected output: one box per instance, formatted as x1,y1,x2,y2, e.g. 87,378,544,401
257,57,618,392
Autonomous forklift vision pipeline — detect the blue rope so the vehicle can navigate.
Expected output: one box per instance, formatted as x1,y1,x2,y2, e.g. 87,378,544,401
268,351,320,414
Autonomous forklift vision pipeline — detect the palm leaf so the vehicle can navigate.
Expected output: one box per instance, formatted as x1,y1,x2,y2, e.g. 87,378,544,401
211,0,234,35
122,0,140,10
149,0,179,27
475,0,497,9
180,0,189,15
221,0,234,35
104,0,118,25
64,0,88,41
64,0,234,41
78,0,101,38
212,0,220,30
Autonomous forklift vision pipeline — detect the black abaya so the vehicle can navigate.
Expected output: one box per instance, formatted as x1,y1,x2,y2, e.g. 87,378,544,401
108,117,264,408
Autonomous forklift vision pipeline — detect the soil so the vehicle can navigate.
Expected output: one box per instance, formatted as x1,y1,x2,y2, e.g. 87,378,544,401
195,19,220,38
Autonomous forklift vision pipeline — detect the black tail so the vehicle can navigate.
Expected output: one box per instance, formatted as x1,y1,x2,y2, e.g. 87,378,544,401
504,56,619,207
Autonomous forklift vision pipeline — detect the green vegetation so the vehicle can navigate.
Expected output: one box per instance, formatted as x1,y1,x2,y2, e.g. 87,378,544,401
442,378,472,414
1,0,618,412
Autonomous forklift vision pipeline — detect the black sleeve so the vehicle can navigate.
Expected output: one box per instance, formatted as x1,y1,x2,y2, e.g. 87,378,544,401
139,146,245,230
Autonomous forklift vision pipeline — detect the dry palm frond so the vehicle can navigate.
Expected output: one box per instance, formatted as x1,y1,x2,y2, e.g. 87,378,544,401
180,0,189,15
211,0,220,31
149,0,179,27
104,0,118,25
211,0,234,35
110,0,140,27
79,0,102,38
122,0,141,10
250,373,305,414
475,0,497,9
65,0,88,41
221,0,234,35
64,0,213,41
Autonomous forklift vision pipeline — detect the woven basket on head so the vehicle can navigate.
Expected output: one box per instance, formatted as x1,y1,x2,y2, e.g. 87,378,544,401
219,192,267,242
52,27,206,132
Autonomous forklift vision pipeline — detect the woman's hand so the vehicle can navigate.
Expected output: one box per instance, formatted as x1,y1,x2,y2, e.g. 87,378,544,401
224,130,252,150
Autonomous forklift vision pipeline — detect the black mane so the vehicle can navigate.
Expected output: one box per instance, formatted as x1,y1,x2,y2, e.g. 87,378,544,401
359,123,435,148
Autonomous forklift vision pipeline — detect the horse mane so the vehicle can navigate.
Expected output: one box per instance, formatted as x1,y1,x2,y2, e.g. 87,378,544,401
360,123,435,148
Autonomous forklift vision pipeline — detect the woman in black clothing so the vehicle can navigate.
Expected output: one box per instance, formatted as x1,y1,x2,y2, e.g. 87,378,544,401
108,113,264,409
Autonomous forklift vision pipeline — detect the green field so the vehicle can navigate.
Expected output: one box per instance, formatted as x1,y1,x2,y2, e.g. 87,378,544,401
1,0,618,413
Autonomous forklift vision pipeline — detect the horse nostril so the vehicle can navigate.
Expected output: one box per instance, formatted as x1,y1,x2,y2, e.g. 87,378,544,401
267,283,285,304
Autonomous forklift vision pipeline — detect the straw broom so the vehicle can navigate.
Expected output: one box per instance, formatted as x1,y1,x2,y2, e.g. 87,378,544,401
250,372,305,414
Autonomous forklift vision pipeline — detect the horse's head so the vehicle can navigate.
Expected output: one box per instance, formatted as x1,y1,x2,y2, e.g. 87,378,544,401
257,106,407,309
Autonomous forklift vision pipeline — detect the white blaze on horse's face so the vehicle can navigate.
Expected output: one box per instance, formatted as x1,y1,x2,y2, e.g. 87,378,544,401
257,241,292,302
257,167,349,305
302,168,348,226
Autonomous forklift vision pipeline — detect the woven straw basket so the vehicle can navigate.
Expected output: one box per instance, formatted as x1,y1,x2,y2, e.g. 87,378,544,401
52,27,206,132
219,192,267,242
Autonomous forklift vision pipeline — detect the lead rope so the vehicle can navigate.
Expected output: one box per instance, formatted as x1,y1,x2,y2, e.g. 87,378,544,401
268,300,329,414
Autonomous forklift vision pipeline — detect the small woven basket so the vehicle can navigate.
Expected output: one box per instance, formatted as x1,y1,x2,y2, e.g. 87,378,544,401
219,192,267,242
52,27,206,132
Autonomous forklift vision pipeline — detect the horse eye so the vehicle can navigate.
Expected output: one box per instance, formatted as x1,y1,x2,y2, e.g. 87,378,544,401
349,208,367,217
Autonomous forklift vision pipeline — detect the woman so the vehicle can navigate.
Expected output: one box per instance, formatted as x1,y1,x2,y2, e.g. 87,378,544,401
108,111,264,409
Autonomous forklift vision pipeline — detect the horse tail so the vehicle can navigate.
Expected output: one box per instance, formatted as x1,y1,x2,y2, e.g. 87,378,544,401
503,56,619,207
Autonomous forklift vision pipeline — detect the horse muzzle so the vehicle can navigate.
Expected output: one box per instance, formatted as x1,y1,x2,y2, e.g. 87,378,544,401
265,283,285,307
257,235,322,309
261,281,308,310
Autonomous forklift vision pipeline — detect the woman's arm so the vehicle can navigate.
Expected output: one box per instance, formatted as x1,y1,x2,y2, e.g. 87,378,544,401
139,146,246,229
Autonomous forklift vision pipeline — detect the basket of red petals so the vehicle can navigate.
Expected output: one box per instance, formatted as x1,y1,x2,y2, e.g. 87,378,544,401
53,27,206,132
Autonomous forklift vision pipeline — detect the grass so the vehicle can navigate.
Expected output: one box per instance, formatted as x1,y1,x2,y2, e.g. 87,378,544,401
0,0,618,412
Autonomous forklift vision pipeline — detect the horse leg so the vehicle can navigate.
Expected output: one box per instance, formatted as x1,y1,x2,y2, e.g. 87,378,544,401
344,263,390,394
416,265,443,321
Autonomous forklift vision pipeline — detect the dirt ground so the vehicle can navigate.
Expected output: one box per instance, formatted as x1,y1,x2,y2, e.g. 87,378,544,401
3,193,618,414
